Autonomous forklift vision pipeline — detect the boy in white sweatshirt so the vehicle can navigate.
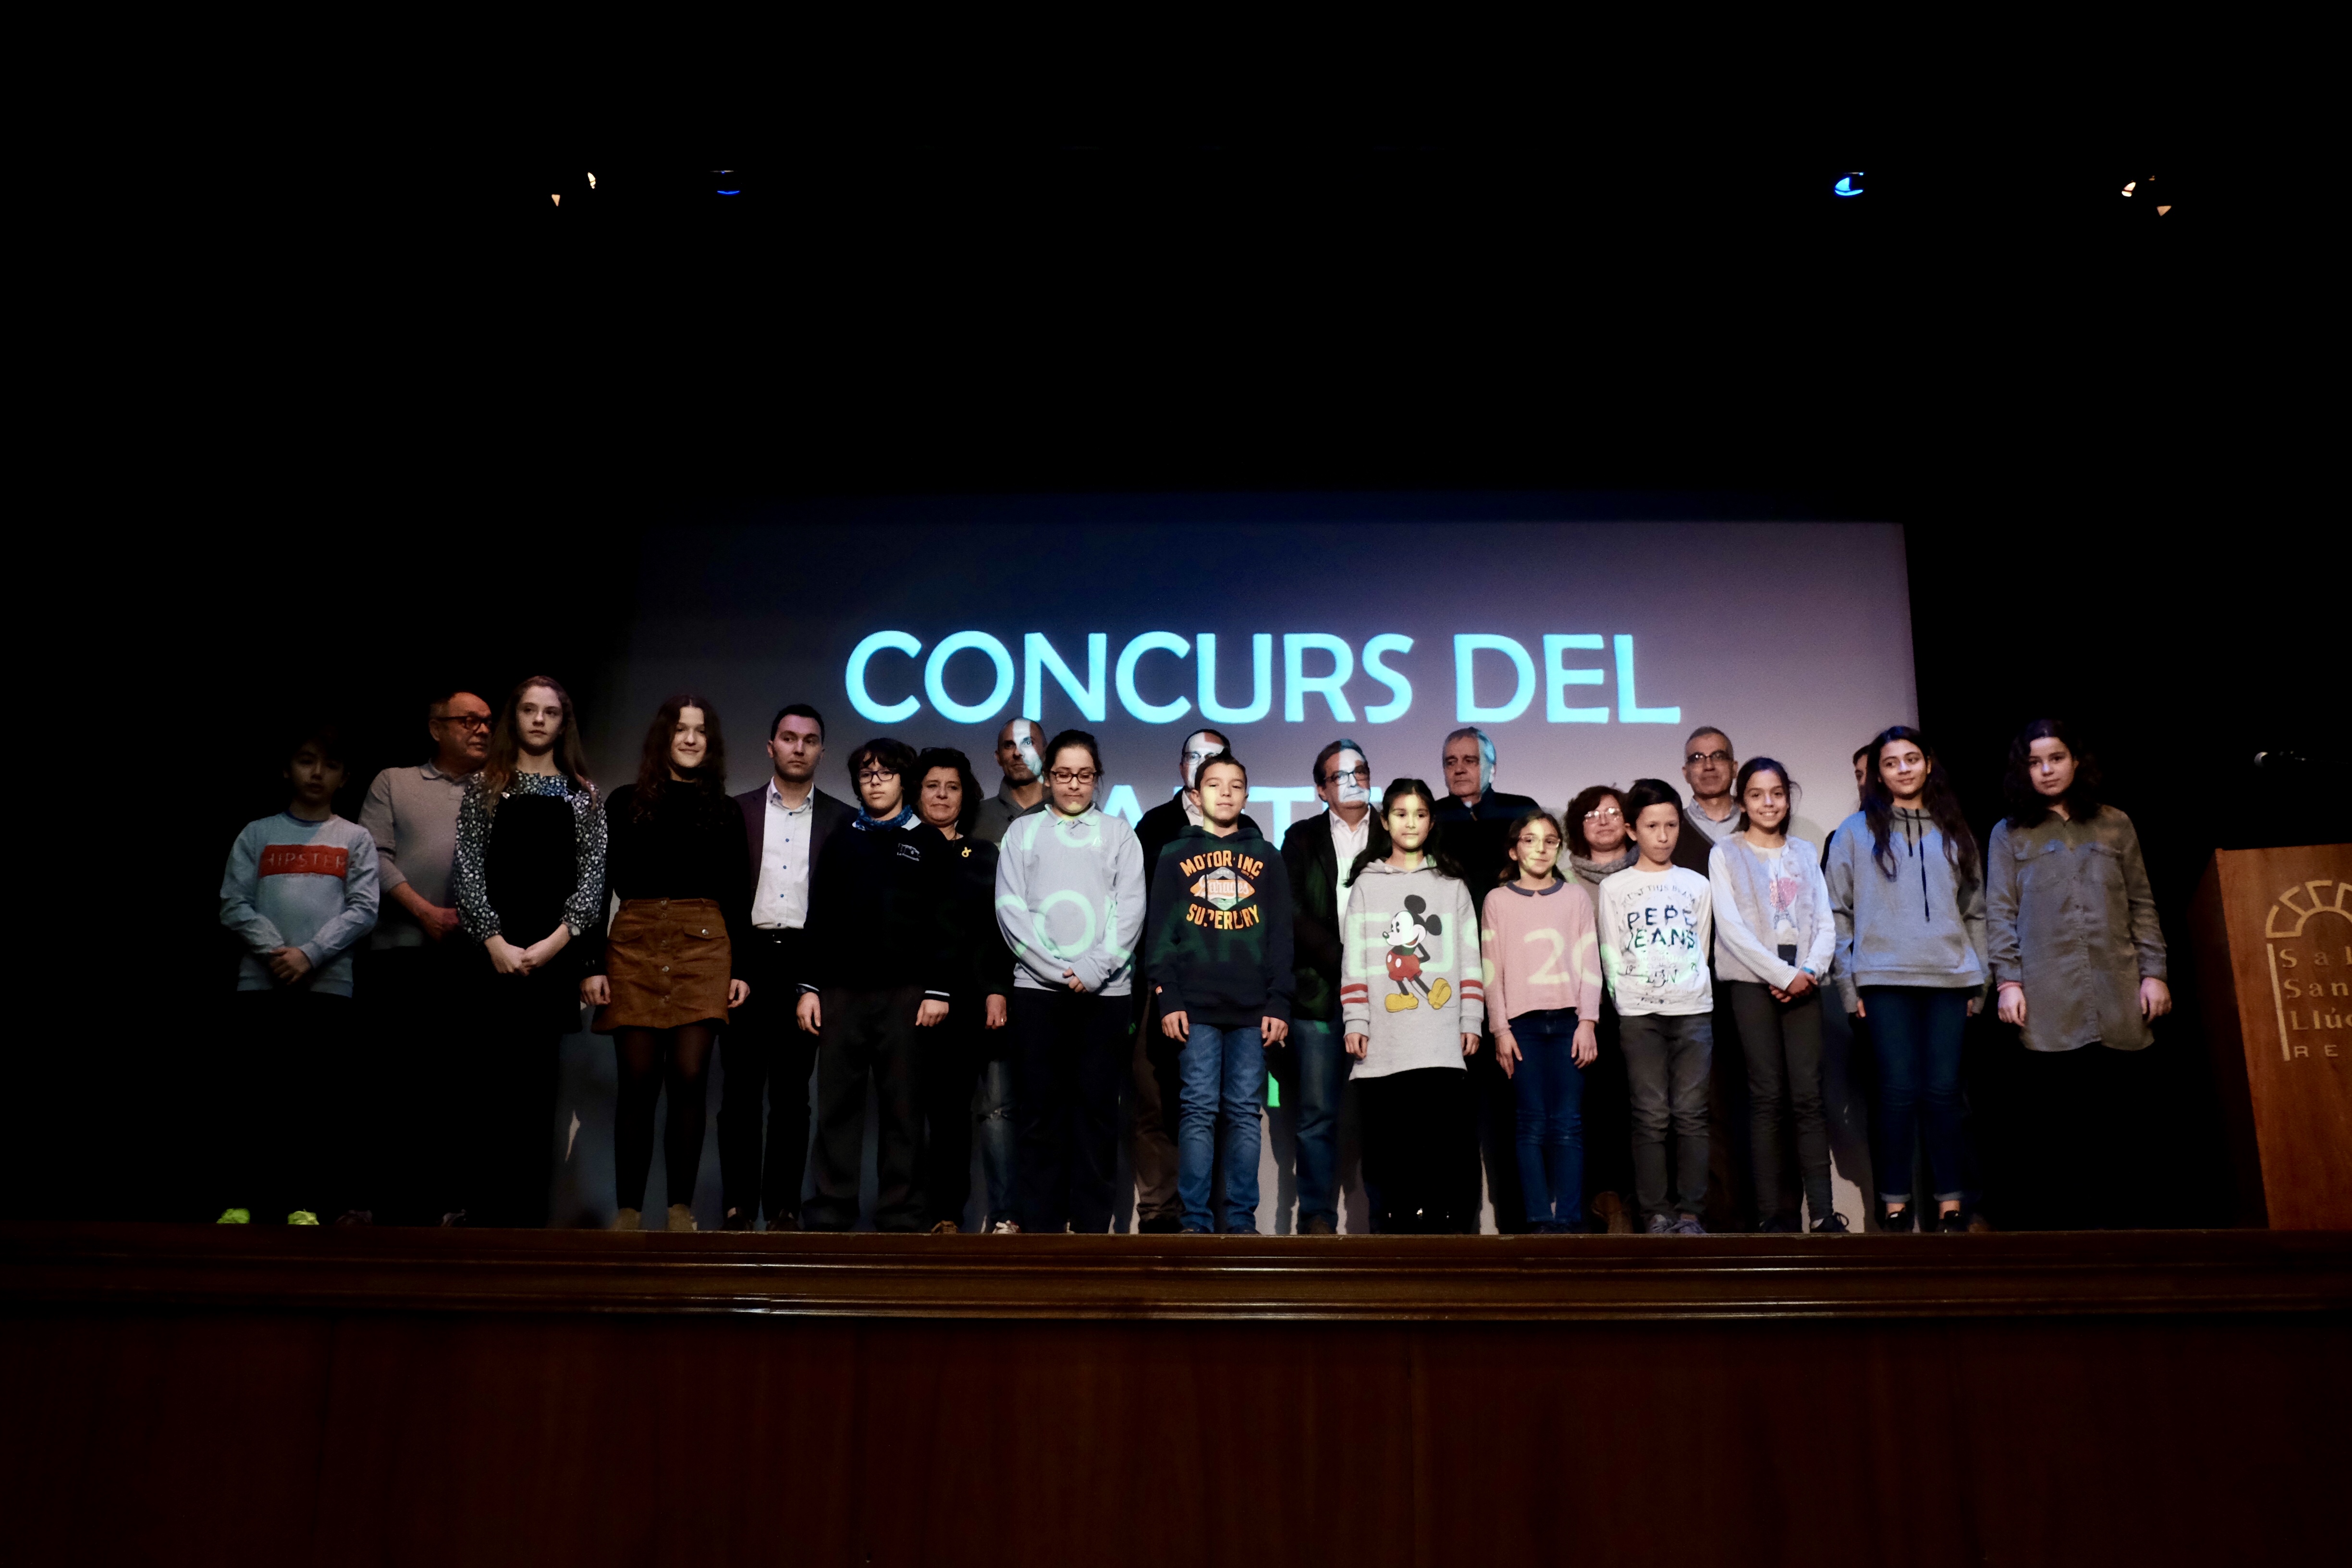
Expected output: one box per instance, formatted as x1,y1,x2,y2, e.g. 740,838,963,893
1597,783,1714,1235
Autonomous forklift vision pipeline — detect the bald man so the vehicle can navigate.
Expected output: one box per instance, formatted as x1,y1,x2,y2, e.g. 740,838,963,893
973,718,1050,846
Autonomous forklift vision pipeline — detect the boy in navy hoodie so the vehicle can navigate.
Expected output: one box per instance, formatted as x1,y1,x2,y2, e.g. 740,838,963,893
217,725,380,1224
1145,751,1295,1234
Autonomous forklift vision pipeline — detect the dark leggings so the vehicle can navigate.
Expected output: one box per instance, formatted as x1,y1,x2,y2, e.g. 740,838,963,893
1727,981,1833,1225
613,1024,717,1213
1358,1067,1479,1234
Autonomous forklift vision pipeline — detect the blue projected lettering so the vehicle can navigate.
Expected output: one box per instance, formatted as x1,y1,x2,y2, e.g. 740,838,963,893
1025,632,1107,723
847,631,922,723
1544,634,1608,723
925,631,1015,724
842,629,1676,728
1615,634,1680,724
1362,634,1413,723
1455,634,1536,723
1198,633,1274,724
1283,634,1355,723
1115,632,1192,723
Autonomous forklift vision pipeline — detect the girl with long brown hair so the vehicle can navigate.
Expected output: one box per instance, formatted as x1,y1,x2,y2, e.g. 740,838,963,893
580,695,752,1231
451,675,605,1226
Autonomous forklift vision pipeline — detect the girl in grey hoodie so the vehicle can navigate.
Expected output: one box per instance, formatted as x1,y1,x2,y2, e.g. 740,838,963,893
1340,779,1484,1233
1824,727,1986,1233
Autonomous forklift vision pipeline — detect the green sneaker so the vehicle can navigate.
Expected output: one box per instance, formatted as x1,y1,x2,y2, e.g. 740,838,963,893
286,1210,320,1226
216,1207,250,1225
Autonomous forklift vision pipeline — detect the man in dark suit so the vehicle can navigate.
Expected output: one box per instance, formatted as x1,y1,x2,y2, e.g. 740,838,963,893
718,703,856,1230
1278,738,1377,1233
1130,727,1262,1232
1434,726,1541,1234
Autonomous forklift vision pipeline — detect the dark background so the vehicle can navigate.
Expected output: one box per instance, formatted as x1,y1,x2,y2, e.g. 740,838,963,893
37,130,2334,1226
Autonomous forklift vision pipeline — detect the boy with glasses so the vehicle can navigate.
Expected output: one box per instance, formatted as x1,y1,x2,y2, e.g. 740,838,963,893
794,737,954,1231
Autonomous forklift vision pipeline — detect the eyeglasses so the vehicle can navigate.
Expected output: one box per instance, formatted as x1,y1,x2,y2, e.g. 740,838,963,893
1582,807,1623,823
856,766,899,782
1322,766,1372,786
1048,768,1099,785
434,714,491,731
1685,750,1732,766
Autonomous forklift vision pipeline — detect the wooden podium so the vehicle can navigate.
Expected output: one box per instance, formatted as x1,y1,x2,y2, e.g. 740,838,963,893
2192,844,2352,1228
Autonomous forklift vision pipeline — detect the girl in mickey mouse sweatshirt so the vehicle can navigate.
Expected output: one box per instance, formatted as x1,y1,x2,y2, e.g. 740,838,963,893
1339,779,1484,1233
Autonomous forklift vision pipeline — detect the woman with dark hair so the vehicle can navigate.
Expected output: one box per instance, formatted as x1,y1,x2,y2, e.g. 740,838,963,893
912,746,1016,1232
1564,784,1638,1232
1824,726,1987,1233
579,696,751,1232
1339,779,1485,1233
1709,758,1843,1232
1986,719,2170,1228
452,675,606,1227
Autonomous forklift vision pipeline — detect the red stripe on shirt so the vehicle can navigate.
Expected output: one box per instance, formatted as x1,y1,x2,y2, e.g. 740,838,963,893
259,844,350,879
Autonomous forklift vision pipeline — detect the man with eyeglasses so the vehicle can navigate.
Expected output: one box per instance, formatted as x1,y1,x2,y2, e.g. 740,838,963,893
1671,728,1760,1231
1435,727,1541,1233
1678,728,1741,869
358,689,491,1223
721,703,856,1230
1276,738,1377,1233
1129,729,1263,1231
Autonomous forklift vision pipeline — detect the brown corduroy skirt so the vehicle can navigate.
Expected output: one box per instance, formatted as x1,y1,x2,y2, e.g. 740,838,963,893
592,897,734,1032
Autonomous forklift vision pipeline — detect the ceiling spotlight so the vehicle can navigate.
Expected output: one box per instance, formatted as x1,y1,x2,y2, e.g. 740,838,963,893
1832,172,1864,197
586,172,597,189
550,193,561,207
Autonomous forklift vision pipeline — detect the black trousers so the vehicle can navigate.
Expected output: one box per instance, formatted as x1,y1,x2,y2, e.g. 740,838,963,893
219,991,355,1220
1467,1033,1527,1232
1011,988,1128,1234
356,943,465,1223
717,930,818,1226
918,1000,989,1229
1727,981,1833,1225
1358,1066,1479,1234
1581,995,1636,1218
807,984,925,1232
462,965,566,1228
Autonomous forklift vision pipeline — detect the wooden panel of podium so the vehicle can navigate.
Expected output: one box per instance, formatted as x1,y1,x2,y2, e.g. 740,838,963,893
3,1224,2346,1567
2191,844,2352,1227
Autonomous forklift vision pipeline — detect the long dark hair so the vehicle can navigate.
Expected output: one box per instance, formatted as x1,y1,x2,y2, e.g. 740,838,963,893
1500,808,1567,884
1564,784,1626,859
1348,778,1470,885
2002,718,2104,829
479,674,594,803
1862,725,1976,883
633,693,730,820
915,746,983,837
1732,756,1798,835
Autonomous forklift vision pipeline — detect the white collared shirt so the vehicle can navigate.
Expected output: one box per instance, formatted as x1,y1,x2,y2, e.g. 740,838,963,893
752,779,817,929
1328,807,1371,896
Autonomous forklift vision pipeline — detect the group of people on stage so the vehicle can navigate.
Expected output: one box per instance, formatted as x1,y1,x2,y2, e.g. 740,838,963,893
219,675,2170,1237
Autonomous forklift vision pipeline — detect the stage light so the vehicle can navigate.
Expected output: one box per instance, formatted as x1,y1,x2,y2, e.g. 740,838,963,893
586,171,596,189
1833,172,1864,197
550,193,561,207
715,168,740,196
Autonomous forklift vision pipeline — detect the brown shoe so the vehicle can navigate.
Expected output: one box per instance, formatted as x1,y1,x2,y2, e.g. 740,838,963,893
1592,1191,1634,1236
665,1204,697,1233
1302,1216,1338,1236
611,1207,641,1231
927,1220,960,1235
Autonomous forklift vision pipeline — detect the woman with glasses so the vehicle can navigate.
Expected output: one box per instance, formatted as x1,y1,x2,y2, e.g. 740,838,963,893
794,738,956,1232
994,730,1145,1233
451,675,606,1227
1565,784,1638,1232
578,695,751,1233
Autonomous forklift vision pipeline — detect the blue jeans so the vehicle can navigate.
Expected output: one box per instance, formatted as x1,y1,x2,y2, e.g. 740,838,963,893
976,1057,1017,1227
1287,1018,1347,1231
1862,986,1969,1206
1509,1008,1586,1230
1177,1022,1267,1232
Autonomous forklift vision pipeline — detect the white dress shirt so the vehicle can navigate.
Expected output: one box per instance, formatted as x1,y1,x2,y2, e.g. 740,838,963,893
752,779,817,930
1328,807,1371,897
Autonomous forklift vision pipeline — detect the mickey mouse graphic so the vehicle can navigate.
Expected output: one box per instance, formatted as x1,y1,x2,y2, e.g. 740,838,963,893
1382,895,1453,1012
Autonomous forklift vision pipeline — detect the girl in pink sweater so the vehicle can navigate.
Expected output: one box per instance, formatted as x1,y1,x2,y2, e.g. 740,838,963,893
1483,809,1605,1232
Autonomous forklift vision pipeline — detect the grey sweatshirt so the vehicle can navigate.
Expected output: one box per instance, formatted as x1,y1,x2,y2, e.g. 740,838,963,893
1824,807,1988,1011
1709,834,1835,990
994,805,1147,996
1339,857,1485,1078
220,812,380,997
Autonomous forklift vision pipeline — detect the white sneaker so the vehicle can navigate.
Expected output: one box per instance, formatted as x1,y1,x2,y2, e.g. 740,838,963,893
990,1220,1021,1234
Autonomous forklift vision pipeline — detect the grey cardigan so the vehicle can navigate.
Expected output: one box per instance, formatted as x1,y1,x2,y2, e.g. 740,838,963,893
1824,807,1988,1012
1984,808,2167,1052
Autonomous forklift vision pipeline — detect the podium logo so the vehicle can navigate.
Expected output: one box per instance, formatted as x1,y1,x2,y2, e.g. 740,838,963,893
2264,879,2352,1062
